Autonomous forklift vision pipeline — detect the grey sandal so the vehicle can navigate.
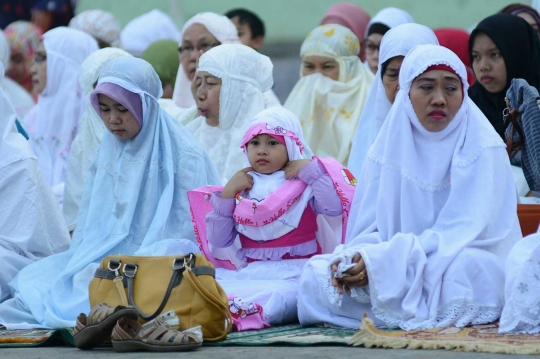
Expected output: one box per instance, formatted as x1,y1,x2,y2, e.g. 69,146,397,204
73,303,138,350
111,314,202,352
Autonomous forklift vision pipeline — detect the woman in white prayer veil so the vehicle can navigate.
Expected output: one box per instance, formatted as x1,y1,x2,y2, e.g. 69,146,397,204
0,57,220,329
187,44,282,183
22,27,99,206
348,23,439,177
297,44,522,330
0,62,70,302
173,12,280,111
63,48,132,233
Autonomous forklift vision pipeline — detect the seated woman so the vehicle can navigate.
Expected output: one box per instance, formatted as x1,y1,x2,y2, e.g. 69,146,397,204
22,27,99,205
142,40,179,99
348,23,439,176
499,3,540,37
0,57,220,329
68,10,121,48
189,106,355,329
284,24,374,164
187,43,274,183
0,63,70,302
469,14,540,140
363,7,414,74
63,47,132,233
298,44,522,330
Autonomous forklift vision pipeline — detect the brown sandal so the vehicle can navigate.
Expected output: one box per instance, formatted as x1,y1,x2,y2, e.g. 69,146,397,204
111,315,202,352
73,303,138,350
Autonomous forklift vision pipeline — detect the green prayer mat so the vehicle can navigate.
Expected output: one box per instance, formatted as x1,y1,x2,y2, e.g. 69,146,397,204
0,325,356,348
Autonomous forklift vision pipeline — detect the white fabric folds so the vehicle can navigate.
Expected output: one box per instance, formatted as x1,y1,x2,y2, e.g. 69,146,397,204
186,44,273,183
0,62,70,302
63,48,132,232
284,24,374,164
298,44,522,330
0,57,220,329
348,23,439,177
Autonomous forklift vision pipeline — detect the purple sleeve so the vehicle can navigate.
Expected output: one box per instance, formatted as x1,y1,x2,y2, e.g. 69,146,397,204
298,159,342,217
204,191,238,248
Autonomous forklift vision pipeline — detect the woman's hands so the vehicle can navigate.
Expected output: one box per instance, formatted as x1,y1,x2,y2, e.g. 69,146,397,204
221,167,254,198
283,159,311,179
331,253,369,295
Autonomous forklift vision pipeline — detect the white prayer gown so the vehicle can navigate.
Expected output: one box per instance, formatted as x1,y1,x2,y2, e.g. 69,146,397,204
500,226,540,333
63,48,132,232
0,63,70,303
347,24,439,177
284,24,374,164
298,45,522,330
0,57,220,329
22,27,99,206
186,44,274,184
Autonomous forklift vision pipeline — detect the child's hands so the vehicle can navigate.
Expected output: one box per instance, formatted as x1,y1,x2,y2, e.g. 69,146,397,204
331,254,368,295
221,167,255,198
283,159,312,179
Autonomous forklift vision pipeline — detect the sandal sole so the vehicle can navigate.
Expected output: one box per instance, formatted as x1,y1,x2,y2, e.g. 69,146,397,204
73,308,139,350
112,339,202,352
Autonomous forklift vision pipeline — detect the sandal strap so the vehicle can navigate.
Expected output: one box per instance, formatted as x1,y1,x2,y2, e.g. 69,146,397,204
73,313,87,335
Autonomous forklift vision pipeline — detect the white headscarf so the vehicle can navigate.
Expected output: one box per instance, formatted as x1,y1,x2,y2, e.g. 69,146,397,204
186,44,273,183
0,57,221,329
69,9,122,48
23,27,98,203
364,7,414,37
0,30,34,120
284,24,374,164
63,48,132,232
120,10,180,57
0,62,70,302
347,23,439,176
172,12,240,109
342,44,521,329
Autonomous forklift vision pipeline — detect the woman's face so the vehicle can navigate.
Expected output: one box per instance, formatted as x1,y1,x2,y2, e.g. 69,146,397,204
194,70,222,126
471,32,507,93
179,24,220,81
365,33,383,74
409,69,463,132
302,55,339,81
382,56,404,104
98,94,141,140
30,42,47,95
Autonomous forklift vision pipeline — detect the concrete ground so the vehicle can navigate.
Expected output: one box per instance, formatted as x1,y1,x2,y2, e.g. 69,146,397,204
1,346,534,358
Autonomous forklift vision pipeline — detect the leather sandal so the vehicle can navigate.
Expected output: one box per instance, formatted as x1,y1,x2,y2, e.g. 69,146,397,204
73,303,138,350
111,315,203,352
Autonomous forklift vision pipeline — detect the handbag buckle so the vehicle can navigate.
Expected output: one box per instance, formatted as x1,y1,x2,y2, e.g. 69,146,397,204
108,259,122,277
183,254,194,271
123,263,138,278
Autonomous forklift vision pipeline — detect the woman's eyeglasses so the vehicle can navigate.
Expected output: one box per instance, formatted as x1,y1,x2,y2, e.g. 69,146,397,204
178,42,220,58
362,40,380,55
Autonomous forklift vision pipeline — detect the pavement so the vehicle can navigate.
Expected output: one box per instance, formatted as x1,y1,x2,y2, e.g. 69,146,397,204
1,346,535,358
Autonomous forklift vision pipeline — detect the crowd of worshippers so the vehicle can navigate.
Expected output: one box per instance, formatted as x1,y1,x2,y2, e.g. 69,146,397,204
1,2,540,336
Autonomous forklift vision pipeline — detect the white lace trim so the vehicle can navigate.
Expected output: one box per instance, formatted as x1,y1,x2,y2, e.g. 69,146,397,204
371,297,501,330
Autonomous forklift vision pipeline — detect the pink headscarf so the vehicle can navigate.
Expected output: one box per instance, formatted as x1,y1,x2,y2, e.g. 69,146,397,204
321,2,371,61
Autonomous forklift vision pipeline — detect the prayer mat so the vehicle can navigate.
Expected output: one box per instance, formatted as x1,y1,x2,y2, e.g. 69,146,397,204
0,325,355,348
0,328,74,348
350,314,540,355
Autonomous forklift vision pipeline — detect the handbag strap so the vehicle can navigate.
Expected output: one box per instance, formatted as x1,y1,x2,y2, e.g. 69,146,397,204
183,268,233,341
108,255,216,321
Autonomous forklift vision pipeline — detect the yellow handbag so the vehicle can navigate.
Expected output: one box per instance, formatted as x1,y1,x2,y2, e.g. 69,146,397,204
88,253,232,342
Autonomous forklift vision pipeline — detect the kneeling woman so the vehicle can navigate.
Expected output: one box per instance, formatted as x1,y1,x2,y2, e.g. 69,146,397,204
298,44,522,330
0,57,220,329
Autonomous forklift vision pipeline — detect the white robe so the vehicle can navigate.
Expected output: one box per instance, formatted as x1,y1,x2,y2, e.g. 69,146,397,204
298,44,522,330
